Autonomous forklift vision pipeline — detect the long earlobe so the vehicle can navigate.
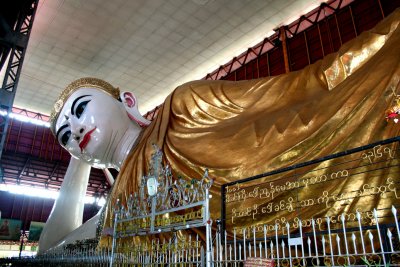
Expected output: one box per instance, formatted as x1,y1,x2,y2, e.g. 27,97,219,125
120,91,151,127
122,92,136,108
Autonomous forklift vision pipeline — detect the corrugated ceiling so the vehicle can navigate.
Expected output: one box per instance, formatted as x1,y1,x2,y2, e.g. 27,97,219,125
12,0,325,115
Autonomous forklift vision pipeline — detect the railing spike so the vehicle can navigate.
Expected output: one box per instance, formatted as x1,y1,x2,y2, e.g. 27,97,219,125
336,234,341,256
326,216,334,264
286,223,292,267
374,208,387,266
270,240,274,259
368,231,375,254
356,210,366,255
234,228,237,264
249,243,252,258
351,233,357,254
275,224,280,267
392,205,400,241
243,228,247,260
312,217,319,260
225,230,228,263
387,228,394,252
230,244,233,262
264,225,268,258
253,226,257,257
341,213,350,265
307,237,312,257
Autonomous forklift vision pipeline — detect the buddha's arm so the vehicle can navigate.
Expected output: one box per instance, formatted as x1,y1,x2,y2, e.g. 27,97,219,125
38,157,91,253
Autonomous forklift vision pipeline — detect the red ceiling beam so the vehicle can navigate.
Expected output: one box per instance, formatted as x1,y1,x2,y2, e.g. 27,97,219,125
203,0,354,81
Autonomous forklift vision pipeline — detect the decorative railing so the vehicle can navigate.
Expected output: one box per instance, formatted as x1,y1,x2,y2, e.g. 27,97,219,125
112,146,213,235
213,207,400,266
3,140,400,266
110,145,214,266
218,136,400,266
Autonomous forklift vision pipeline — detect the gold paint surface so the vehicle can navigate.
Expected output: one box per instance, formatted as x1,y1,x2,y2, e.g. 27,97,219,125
100,9,400,246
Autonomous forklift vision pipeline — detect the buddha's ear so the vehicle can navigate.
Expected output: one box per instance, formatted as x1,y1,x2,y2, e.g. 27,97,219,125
120,91,151,127
121,91,136,108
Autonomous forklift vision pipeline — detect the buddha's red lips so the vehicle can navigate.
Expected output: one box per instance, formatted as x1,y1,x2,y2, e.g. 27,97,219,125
79,127,96,152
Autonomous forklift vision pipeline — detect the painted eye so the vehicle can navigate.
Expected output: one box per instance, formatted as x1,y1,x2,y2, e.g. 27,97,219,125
61,130,71,146
75,100,90,119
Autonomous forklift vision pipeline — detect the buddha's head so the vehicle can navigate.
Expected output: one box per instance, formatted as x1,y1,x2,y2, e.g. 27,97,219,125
50,77,150,168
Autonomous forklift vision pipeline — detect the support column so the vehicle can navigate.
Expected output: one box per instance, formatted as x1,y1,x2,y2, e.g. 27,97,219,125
0,0,38,159
279,26,290,73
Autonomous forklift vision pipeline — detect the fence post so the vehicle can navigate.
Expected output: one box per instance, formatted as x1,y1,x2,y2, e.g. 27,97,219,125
201,246,205,267
205,187,212,267
110,208,119,267
373,209,387,266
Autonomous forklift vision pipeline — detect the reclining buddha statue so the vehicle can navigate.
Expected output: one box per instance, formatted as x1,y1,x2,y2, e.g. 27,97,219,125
39,9,400,253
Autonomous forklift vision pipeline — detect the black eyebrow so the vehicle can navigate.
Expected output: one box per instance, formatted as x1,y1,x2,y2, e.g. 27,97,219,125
71,95,90,115
56,124,69,140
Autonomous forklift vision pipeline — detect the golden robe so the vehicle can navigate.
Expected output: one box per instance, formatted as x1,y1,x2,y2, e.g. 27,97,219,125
103,9,400,241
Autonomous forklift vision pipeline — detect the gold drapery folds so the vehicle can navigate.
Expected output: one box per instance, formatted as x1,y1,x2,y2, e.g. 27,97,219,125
101,9,400,246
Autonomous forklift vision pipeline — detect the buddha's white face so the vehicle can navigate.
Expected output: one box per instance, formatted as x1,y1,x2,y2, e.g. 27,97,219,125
55,87,137,168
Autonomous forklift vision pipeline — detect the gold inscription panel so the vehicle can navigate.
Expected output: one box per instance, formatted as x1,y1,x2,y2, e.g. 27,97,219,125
225,144,400,234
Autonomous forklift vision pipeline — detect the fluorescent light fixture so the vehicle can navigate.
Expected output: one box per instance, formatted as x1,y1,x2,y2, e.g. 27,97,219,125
9,113,50,127
0,184,105,207
0,109,50,127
